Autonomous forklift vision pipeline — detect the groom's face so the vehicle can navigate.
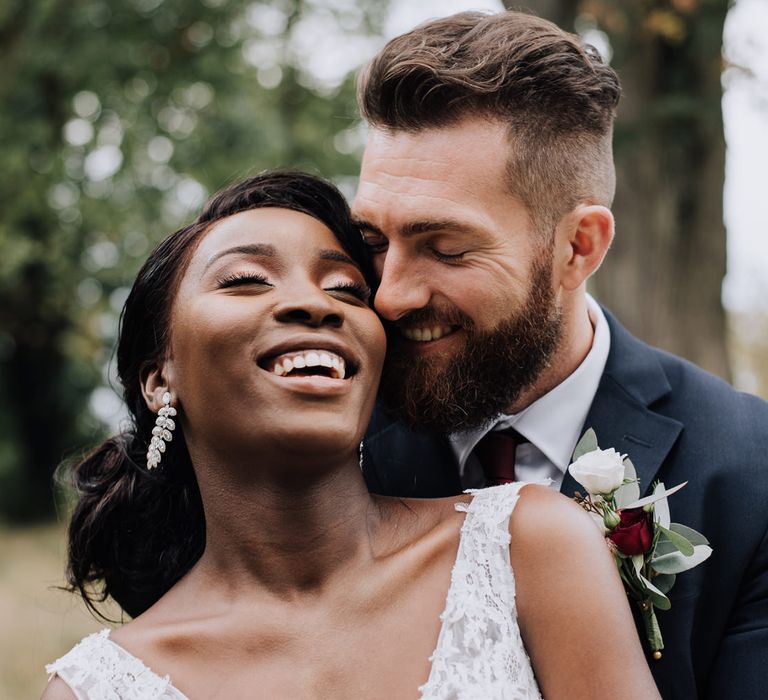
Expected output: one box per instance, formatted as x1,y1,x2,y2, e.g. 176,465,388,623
352,117,563,431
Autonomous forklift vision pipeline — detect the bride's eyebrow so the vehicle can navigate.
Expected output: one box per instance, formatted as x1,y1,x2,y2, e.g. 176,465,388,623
204,244,277,271
318,249,356,267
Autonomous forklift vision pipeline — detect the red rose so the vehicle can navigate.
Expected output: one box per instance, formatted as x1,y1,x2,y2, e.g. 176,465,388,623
607,507,653,556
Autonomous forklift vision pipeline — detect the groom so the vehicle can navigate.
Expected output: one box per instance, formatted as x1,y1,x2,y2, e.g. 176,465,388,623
353,10,768,700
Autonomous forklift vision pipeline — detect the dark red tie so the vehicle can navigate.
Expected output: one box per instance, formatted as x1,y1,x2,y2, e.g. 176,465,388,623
475,429,525,486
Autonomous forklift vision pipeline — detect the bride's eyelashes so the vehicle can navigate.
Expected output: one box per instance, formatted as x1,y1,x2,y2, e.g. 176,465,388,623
326,281,372,304
217,271,271,289
216,271,370,304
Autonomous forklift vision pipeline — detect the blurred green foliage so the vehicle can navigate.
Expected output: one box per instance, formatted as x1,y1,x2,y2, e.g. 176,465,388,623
0,0,386,521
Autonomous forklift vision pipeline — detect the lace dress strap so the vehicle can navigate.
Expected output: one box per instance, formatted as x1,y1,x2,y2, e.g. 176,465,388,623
46,629,188,700
419,481,547,700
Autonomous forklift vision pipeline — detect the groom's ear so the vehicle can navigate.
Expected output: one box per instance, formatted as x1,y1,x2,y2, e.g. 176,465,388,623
555,204,614,291
139,359,176,412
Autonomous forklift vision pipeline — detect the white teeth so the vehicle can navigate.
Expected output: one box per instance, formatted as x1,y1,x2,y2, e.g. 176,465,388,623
402,325,454,342
269,349,348,379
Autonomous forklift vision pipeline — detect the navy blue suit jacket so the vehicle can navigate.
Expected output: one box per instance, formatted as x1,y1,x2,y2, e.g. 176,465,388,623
363,310,768,699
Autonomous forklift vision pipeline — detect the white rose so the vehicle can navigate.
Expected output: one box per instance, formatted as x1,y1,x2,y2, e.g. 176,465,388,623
568,448,625,496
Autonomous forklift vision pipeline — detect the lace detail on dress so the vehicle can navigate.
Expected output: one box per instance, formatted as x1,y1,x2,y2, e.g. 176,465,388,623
419,481,547,700
45,629,188,700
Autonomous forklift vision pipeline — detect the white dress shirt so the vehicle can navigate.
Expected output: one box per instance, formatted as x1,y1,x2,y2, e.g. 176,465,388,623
450,295,611,490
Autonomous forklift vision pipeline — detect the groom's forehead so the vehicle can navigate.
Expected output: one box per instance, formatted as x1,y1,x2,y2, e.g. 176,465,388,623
360,119,510,169
354,124,513,225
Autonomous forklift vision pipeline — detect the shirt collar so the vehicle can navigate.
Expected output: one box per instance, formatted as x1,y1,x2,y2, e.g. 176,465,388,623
449,295,611,475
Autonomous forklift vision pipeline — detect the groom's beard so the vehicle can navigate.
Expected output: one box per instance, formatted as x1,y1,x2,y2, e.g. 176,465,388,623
378,257,562,434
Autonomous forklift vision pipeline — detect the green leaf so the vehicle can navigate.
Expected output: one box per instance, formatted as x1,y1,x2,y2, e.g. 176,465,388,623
639,574,672,610
669,523,710,546
653,573,676,594
572,428,598,461
632,554,644,574
653,482,671,528
624,481,687,510
618,557,643,593
654,539,678,557
658,525,694,556
652,545,713,574
615,458,640,507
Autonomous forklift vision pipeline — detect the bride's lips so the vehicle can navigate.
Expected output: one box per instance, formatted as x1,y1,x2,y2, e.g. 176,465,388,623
256,336,360,396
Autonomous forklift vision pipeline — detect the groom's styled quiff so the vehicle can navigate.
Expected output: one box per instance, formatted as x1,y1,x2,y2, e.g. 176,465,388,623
358,11,621,232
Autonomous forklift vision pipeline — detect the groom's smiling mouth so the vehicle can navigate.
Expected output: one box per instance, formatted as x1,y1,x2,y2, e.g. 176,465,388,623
400,324,458,342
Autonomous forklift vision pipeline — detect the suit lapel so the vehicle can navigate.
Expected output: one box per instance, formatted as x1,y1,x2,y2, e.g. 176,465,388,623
560,311,683,498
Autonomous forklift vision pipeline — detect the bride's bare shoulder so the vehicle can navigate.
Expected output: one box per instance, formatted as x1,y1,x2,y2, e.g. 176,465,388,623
40,676,77,700
510,483,603,550
508,489,660,697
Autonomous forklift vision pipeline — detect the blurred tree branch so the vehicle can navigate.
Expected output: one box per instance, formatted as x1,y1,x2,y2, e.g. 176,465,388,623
0,0,384,521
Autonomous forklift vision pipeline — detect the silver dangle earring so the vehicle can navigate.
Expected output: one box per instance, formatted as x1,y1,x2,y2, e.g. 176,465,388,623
358,441,364,471
147,391,176,470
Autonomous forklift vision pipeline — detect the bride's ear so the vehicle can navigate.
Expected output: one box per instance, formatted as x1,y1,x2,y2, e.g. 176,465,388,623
140,360,176,412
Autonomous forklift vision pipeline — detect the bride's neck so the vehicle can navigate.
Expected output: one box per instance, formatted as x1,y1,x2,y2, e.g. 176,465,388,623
189,445,380,596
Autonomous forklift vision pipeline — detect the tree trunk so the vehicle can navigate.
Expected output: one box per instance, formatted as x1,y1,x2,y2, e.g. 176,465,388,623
508,0,580,30
508,1,731,379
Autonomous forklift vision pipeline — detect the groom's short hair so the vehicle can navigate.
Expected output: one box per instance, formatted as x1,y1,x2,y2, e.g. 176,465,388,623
358,11,621,233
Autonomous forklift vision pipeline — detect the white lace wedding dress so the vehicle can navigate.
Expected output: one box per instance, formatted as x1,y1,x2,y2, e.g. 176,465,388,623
46,482,544,699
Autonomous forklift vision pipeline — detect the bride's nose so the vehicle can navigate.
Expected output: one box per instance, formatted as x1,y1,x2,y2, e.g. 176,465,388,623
272,283,344,329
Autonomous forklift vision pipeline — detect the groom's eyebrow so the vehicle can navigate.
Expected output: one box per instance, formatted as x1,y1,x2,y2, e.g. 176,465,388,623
204,243,277,270
352,217,475,238
401,219,474,236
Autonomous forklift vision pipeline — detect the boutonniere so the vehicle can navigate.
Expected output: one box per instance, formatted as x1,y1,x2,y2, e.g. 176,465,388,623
568,429,712,659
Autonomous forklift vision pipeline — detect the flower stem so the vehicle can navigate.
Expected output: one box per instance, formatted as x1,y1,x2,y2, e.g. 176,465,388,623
639,600,664,657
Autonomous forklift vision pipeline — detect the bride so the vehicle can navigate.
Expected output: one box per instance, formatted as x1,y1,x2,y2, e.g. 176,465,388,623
44,171,659,699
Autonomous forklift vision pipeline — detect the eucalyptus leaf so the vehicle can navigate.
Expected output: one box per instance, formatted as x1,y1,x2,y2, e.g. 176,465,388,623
639,574,672,610
615,458,640,507
653,483,671,528
653,573,677,594
658,525,694,556
572,428,598,461
652,545,713,575
654,539,678,557
624,481,688,510
619,558,643,592
670,523,710,546
623,458,638,482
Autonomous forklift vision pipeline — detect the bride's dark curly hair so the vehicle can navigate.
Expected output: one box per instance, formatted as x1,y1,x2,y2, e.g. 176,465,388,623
59,171,374,619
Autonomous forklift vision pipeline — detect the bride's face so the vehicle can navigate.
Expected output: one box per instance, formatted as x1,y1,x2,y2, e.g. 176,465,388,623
166,207,386,463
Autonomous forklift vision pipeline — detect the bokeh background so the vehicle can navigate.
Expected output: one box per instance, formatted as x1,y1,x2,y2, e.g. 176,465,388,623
1,0,766,695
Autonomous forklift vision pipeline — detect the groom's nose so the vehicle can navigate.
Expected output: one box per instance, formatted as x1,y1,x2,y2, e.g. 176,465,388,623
374,248,432,321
